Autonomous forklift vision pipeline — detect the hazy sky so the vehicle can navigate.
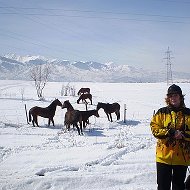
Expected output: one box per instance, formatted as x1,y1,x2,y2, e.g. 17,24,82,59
0,0,190,72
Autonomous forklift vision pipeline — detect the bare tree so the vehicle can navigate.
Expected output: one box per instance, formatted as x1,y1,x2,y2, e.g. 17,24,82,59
20,87,25,101
61,83,76,97
30,64,51,99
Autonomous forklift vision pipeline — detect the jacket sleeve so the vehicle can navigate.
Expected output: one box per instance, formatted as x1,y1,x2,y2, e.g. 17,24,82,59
182,123,190,142
181,109,190,142
150,111,171,139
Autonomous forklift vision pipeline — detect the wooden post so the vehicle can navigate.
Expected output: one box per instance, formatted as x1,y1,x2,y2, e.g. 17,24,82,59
124,104,127,123
25,104,29,124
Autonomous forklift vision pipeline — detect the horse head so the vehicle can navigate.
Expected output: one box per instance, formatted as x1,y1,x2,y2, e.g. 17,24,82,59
54,99,62,107
62,100,70,109
62,100,74,111
96,102,103,110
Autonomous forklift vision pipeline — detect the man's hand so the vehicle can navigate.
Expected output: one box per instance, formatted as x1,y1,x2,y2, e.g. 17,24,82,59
174,130,184,139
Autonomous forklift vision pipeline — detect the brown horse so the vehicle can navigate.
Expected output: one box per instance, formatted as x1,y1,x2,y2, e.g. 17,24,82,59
62,100,99,134
62,100,82,135
77,93,92,105
62,100,75,111
96,102,120,122
77,88,90,96
29,99,62,127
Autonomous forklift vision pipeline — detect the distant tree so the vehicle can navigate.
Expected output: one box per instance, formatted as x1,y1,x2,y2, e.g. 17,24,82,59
61,83,76,96
30,64,51,99
20,87,25,101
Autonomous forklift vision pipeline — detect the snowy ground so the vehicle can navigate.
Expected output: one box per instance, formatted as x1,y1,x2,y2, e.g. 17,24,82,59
0,80,190,190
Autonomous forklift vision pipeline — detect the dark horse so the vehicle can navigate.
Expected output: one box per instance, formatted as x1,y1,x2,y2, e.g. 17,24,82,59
62,100,99,134
96,102,120,122
77,88,90,96
77,93,92,105
62,100,82,135
79,110,99,129
29,99,62,127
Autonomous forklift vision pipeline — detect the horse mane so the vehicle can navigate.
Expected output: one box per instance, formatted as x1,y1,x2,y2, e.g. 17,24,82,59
47,99,61,111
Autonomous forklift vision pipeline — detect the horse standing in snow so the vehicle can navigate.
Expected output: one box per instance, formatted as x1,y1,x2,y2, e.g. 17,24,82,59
62,100,82,135
29,99,62,127
96,102,120,122
62,100,99,134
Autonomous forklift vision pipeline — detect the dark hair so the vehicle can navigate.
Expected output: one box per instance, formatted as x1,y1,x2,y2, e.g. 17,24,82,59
165,94,186,107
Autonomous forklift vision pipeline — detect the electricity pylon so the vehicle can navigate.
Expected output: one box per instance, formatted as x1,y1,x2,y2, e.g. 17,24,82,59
164,47,174,86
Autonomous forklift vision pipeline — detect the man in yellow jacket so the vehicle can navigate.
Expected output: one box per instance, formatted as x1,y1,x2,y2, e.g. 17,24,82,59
150,84,190,190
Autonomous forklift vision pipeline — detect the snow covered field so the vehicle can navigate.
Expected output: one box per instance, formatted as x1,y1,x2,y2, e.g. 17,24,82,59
0,80,190,190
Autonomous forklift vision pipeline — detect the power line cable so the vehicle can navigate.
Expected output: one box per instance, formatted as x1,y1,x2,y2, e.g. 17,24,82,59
150,0,190,3
0,5,79,58
0,4,129,60
0,12,189,24
0,7,190,19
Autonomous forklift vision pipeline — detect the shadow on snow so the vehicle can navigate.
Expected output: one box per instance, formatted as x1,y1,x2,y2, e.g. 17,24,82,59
117,120,141,126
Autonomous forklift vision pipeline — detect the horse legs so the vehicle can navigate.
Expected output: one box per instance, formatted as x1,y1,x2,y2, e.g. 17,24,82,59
29,113,36,127
106,113,110,121
52,119,55,126
66,124,70,131
115,111,120,120
109,113,113,122
32,120,35,127
33,116,39,127
74,123,81,135
79,122,83,135
106,112,113,122
48,118,54,126
83,120,87,129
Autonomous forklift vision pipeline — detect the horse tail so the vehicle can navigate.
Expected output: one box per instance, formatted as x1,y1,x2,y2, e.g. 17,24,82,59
117,111,120,120
29,110,32,122
117,104,121,120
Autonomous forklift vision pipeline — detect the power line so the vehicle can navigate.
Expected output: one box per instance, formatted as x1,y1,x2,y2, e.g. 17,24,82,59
0,5,81,58
0,5,109,60
0,7,190,19
0,29,66,54
0,12,189,24
151,0,190,3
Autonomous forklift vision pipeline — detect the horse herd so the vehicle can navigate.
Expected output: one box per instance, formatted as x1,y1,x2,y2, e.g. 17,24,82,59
28,87,120,135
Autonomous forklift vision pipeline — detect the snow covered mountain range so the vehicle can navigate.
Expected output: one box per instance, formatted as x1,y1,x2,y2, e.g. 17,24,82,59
0,54,189,82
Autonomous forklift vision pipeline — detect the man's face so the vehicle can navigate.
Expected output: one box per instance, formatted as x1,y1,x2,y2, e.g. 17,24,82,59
168,93,181,107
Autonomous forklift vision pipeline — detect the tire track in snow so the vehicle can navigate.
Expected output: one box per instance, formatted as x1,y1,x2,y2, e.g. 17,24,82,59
34,136,154,177
85,135,154,167
35,165,79,176
34,129,155,176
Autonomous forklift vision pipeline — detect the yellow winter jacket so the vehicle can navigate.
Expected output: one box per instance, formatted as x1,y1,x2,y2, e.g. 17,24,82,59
150,106,190,165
